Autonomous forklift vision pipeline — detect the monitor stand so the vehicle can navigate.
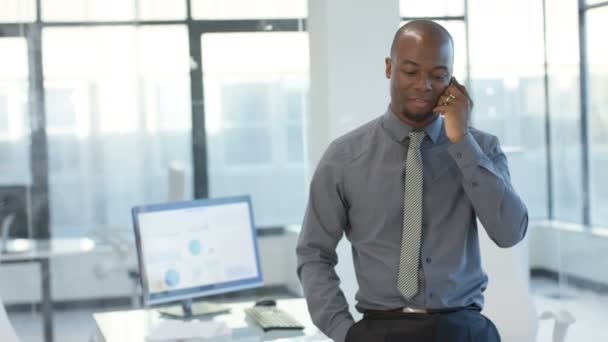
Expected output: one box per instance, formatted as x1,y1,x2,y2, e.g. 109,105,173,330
158,299,230,319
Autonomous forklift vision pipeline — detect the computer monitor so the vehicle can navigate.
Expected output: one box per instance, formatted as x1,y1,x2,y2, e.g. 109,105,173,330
131,195,263,317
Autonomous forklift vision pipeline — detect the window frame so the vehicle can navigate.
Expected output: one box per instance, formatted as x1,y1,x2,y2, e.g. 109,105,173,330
578,0,608,229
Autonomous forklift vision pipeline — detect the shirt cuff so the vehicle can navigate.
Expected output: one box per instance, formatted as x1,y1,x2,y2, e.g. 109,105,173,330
447,132,486,170
329,319,355,342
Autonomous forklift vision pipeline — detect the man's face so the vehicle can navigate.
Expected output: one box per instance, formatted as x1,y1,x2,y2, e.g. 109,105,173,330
385,33,453,125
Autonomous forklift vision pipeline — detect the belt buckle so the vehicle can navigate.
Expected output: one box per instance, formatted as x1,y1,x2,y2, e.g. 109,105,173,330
401,307,428,314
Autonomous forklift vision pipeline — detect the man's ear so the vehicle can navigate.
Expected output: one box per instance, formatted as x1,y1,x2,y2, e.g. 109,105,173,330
385,57,391,79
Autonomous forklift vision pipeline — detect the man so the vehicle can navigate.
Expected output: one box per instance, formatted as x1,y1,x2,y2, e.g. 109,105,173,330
296,20,528,342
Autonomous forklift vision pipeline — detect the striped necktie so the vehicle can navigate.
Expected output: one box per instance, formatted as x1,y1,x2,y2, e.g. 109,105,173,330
397,130,425,299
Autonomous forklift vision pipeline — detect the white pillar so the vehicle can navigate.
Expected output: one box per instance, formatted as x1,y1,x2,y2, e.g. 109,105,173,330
306,0,400,169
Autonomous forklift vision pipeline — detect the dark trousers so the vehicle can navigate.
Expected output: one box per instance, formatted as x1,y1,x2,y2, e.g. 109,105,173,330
345,308,501,342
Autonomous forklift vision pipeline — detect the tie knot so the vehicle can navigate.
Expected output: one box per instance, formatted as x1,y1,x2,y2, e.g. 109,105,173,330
409,131,425,149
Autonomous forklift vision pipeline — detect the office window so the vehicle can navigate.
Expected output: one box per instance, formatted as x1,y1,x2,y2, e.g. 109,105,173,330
545,0,583,223
220,83,272,166
43,26,192,237
201,32,308,226
400,0,464,17
0,0,36,23
0,95,8,134
138,0,187,20
191,0,307,19
469,0,548,219
222,84,271,123
286,86,306,163
587,5,608,226
42,0,186,21
586,0,607,5
45,87,78,131
223,128,272,166
150,81,191,133
0,37,31,185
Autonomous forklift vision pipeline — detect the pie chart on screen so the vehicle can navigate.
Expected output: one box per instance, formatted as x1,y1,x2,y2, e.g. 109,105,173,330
164,269,180,288
189,239,201,256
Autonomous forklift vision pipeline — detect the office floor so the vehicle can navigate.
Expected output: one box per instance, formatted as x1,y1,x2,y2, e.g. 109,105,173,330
532,277,608,342
6,279,608,342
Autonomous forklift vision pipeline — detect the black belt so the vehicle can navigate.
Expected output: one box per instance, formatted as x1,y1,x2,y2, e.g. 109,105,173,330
364,304,480,318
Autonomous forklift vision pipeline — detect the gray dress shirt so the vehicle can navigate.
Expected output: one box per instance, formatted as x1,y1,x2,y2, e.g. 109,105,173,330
296,108,528,342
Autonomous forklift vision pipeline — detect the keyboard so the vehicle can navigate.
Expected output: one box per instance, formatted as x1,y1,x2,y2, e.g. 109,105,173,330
244,306,305,331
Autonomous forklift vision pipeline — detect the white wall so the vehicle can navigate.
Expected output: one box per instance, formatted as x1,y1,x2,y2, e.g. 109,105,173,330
307,0,398,167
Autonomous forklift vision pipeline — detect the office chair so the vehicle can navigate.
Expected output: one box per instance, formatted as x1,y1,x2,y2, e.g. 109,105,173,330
539,310,576,342
168,161,187,202
478,222,575,342
0,191,18,254
0,214,15,254
0,293,20,342
0,190,33,255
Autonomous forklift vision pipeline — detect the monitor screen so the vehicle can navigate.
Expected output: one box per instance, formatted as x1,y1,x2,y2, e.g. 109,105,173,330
132,196,263,306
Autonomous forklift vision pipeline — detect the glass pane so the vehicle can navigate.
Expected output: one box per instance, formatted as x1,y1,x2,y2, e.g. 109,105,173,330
399,20,468,82
192,0,307,19
0,0,36,22
0,38,31,185
587,6,608,226
42,0,186,21
546,0,583,223
43,26,193,237
400,0,464,17
468,0,548,219
202,32,309,226
138,0,187,20
586,0,608,5
43,0,135,21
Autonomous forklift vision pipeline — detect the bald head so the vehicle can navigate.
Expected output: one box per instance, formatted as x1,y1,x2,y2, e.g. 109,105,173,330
390,20,454,58
385,20,455,128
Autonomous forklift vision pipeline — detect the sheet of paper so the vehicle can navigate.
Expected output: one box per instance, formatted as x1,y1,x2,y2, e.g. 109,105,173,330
146,320,231,341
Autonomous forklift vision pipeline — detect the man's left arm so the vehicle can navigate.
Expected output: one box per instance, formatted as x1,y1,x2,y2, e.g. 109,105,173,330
435,77,528,248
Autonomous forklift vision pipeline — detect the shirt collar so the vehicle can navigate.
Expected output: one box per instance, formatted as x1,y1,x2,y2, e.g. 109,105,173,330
382,106,443,144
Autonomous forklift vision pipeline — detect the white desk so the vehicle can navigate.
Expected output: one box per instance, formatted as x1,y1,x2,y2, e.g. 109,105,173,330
0,238,95,342
94,298,331,341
